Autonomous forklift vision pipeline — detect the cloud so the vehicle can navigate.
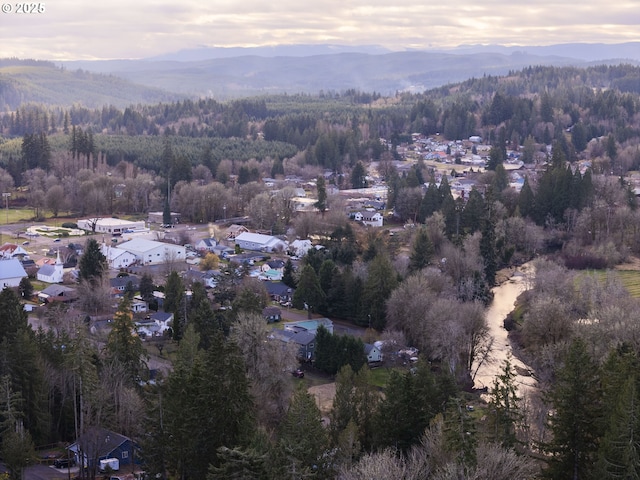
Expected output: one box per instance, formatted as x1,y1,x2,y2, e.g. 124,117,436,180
1,0,639,60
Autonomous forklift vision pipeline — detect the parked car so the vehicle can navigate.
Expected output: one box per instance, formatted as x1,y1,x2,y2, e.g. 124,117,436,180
53,238,61,242
291,368,304,378
22,241,29,245
54,457,75,469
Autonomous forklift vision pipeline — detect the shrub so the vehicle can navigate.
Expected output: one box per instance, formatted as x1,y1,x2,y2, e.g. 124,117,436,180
61,222,77,229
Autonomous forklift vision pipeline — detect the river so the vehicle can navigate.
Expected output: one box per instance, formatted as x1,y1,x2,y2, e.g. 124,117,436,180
473,263,537,395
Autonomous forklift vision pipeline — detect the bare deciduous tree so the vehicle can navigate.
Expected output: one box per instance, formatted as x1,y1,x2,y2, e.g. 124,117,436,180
230,312,298,426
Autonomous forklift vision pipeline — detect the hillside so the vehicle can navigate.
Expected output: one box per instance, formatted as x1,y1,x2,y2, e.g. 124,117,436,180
60,51,588,100
0,59,183,110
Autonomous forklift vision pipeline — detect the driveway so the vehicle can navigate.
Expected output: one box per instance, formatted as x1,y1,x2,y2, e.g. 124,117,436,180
24,464,72,480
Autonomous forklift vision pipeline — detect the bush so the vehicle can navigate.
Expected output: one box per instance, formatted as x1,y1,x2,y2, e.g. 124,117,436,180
61,222,77,229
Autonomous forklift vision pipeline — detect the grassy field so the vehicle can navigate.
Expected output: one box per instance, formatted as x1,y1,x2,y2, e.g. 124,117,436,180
581,269,640,298
0,208,77,226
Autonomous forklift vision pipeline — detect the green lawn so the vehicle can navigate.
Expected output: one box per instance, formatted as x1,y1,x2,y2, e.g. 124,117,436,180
580,269,640,298
0,208,77,226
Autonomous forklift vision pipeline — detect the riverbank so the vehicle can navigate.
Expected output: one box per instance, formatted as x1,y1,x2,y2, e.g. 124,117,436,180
473,263,537,396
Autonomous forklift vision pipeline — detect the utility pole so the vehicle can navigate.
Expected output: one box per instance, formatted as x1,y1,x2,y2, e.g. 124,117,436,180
2,192,10,224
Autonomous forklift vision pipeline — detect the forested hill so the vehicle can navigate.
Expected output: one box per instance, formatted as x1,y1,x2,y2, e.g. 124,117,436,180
60,50,590,100
0,58,184,110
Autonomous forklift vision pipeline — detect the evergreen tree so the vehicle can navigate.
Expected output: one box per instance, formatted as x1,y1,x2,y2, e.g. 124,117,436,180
372,370,423,452
487,144,504,171
139,273,155,303
487,358,522,448
291,265,325,314
318,259,337,297
420,176,441,221
164,271,185,340
315,175,327,213
189,282,219,349
282,259,296,288
18,277,33,300
351,162,367,189
408,227,434,273
163,327,254,479
361,254,398,330
443,397,478,472
480,214,497,286
518,176,535,219
207,446,269,480
277,386,329,476
78,238,107,285
461,188,485,234
543,338,602,480
105,297,147,383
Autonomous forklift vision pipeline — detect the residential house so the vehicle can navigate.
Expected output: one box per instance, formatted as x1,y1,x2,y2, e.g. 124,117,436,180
235,232,287,253
264,281,294,303
38,285,77,304
353,211,383,227
284,318,334,335
212,244,234,258
262,259,286,272
195,238,218,252
260,259,286,281
109,275,140,297
262,306,282,323
131,300,147,313
183,269,218,289
364,343,383,364
68,427,137,469
0,258,27,288
150,311,174,334
225,224,249,240
288,239,312,257
0,243,29,259
271,329,316,362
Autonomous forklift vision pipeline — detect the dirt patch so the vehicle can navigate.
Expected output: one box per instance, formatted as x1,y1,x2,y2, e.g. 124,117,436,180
308,382,336,415
616,256,640,271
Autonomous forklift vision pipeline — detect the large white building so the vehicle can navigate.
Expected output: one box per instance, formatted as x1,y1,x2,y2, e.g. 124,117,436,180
77,218,146,235
234,232,287,253
117,239,186,265
0,258,27,288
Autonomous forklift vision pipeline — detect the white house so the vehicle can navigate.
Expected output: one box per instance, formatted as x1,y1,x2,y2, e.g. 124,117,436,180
364,343,383,364
0,258,27,288
354,211,383,227
289,239,312,257
101,244,138,269
235,232,287,253
36,251,64,284
195,238,217,252
131,301,148,313
117,239,186,265
0,243,29,259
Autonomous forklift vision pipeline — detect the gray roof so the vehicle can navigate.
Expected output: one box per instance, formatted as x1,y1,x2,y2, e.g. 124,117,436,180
40,285,75,296
69,427,130,458
38,265,56,276
152,311,173,322
0,259,27,279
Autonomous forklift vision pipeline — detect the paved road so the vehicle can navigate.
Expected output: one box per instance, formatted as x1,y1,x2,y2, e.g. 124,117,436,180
24,464,72,480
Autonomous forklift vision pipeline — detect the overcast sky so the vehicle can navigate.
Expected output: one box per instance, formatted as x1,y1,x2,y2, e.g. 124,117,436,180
2,0,639,60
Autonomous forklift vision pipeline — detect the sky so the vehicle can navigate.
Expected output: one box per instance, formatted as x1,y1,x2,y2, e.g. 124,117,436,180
1,0,640,61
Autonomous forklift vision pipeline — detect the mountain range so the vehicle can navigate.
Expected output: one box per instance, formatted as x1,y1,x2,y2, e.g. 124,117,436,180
2,42,640,108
